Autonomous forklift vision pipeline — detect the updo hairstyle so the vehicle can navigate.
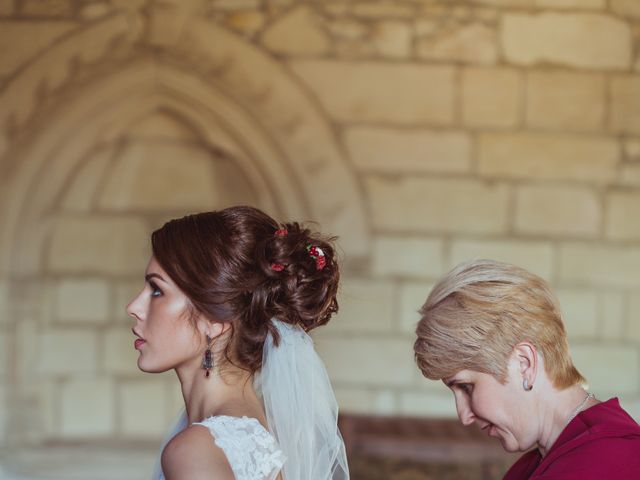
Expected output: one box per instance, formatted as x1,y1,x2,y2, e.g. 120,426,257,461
150,205,340,375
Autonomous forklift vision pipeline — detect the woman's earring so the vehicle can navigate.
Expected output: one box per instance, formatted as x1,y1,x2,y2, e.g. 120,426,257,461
523,378,533,391
202,335,214,378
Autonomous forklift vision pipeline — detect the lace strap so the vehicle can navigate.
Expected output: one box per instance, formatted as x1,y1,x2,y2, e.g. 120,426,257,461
193,415,285,480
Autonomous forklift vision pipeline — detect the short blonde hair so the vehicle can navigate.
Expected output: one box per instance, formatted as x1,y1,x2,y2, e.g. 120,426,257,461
414,259,585,389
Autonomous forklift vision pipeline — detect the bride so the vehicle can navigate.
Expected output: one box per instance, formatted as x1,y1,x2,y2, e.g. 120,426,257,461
126,206,349,480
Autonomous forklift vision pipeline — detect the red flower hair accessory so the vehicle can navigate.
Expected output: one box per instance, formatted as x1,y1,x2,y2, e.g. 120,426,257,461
306,245,327,271
275,228,288,237
271,263,285,272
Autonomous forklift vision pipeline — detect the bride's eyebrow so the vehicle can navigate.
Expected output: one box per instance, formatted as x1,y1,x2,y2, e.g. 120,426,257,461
145,273,167,284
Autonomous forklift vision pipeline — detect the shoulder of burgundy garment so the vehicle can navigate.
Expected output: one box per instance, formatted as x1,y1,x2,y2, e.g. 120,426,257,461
503,398,640,480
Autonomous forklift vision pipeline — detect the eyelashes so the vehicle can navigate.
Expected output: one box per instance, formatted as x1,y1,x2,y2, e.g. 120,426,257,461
149,281,163,297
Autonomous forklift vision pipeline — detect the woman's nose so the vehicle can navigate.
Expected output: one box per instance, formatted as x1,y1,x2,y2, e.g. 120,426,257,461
455,397,476,426
126,291,144,322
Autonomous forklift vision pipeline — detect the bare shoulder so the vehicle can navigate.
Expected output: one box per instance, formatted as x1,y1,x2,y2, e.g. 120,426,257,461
161,424,234,480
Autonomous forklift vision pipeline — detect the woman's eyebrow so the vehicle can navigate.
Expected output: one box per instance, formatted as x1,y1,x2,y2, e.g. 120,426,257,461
145,273,167,284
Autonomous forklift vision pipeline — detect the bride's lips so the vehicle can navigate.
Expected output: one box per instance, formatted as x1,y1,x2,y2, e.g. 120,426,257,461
132,328,146,349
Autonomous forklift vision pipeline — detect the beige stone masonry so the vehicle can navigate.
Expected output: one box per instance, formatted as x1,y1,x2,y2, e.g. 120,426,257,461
515,184,600,237
373,237,444,279
370,21,411,59
610,75,640,134
450,239,554,279
60,379,115,437
315,335,415,387
478,133,618,183
0,21,77,76
98,142,220,212
22,0,73,17
332,279,395,332
416,23,498,65
333,387,398,415
560,243,640,287
620,164,640,187
605,191,640,240
345,127,472,174
462,67,521,128
0,0,13,14
119,381,167,436
103,327,140,375
352,1,415,18
47,216,149,275
502,13,632,70
224,10,265,37
55,279,110,323
399,282,434,333
400,392,457,418
535,0,605,8
611,0,640,18
38,329,98,375
526,71,605,132
366,176,509,234
556,289,599,339
290,61,455,125
627,294,640,342
471,0,533,6
571,344,639,395
261,6,330,55
599,292,625,341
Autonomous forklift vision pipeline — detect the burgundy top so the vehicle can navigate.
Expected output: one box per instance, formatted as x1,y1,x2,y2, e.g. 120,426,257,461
504,398,640,479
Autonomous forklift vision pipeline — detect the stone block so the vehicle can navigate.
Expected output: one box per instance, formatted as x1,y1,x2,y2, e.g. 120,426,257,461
400,392,457,418
22,0,73,17
55,279,110,323
535,0,605,8
611,0,640,18
399,282,434,333
332,279,395,332
515,184,601,237
625,139,640,160
610,75,640,134
366,176,509,234
450,239,554,280
224,10,265,36
571,344,639,395
470,0,532,5
0,21,76,76
291,61,455,125
620,164,640,187
627,294,640,342
526,71,605,132
478,133,618,183
371,21,411,58
119,380,167,436
60,149,112,213
38,329,98,375
0,0,13,14
326,19,367,40
417,22,498,65
60,379,114,437
98,141,220,211
345,127,471,174
462,67,521,128
314,335,415,387
502,13,632,70
47,216,149,275
606,191,640,240
103,327,140,375
261,6,330,55
352,1,414,17
599,291,625,341
556,289,599,339
373,237,444,279
559,243,640,287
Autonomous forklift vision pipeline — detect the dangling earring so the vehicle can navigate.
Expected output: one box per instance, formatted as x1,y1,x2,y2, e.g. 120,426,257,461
523,378,533,391
202,334,214,378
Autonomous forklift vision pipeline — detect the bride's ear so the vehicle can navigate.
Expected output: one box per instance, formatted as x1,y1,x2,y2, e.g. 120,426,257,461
195,315,229,341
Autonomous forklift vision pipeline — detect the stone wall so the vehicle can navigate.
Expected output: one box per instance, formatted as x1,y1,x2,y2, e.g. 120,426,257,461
0,0,639,449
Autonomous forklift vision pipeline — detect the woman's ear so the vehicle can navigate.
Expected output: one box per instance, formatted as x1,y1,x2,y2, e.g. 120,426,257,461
513,342,538,388
195,315,229,340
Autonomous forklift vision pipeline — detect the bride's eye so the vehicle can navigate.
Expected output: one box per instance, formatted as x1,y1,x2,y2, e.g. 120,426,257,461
149,281,163,298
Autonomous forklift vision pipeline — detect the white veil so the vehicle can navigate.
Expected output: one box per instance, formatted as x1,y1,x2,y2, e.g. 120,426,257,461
152,318,349,480
256,318,349,480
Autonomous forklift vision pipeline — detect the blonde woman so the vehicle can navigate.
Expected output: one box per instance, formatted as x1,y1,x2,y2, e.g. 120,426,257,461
414,260,640,479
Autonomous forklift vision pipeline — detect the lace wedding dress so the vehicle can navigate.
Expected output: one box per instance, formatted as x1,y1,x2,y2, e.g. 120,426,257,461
155,413,285,480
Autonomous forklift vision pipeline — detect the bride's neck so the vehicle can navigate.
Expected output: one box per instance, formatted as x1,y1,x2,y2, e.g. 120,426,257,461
176,361,255,424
